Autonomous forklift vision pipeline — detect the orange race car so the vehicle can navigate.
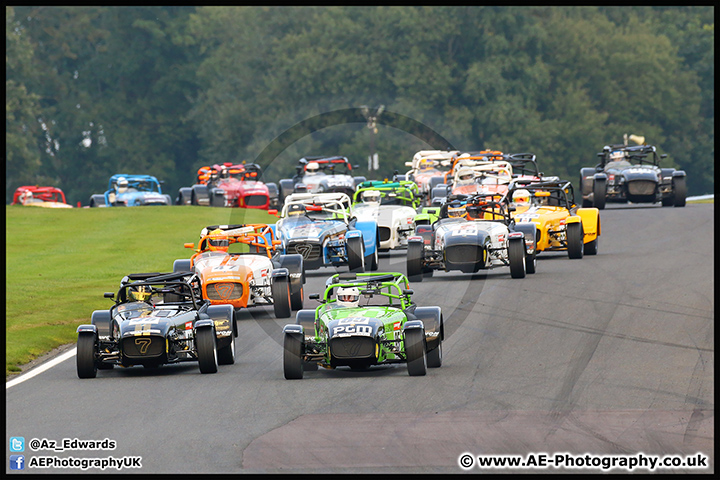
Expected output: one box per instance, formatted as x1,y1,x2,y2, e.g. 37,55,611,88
172,224,305,318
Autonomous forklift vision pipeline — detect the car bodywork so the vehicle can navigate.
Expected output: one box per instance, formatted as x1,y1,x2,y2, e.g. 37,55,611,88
407,192,538,280
402,150,459,205
282,272,444,378
176,163,278,209
351,180,421,251
273,192,379,272
580,136,686,208
278,156,366,205
75,271,236,377
89,174,172,207
509,179,601,258
11,186,72,208
173,224,305,317
428,150,505,205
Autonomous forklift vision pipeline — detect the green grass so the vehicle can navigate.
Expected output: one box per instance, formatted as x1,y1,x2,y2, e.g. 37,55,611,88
687,198,714,203
5,205,278,377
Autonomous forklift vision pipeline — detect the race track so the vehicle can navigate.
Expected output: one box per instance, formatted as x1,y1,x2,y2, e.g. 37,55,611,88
6,202,714,474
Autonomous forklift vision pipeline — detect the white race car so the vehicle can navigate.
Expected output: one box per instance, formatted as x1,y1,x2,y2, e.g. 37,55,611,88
406,193,538,280
351,181,422,251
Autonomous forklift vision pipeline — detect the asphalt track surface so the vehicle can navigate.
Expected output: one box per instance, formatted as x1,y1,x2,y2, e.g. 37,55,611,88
6,202,714,474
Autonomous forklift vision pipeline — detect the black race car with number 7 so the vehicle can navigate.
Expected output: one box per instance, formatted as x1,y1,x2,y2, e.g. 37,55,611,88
282,272,444,379
76,271,237,378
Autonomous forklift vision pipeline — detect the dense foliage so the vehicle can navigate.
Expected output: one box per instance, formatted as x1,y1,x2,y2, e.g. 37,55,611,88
6,6,714,204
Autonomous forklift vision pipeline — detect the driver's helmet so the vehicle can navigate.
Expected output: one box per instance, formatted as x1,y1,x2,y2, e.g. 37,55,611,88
305,162,320,175
19,190,33,204
116,177,128,194
361,190,381,204
129,284,152,302
207,228,229,252
456,167,475,185
609,150,625,161
512,189,531,206
287,203,307,216
336,286,360,308
447,203,467,218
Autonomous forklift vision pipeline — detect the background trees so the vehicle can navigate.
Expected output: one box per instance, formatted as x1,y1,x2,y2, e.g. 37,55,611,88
6,6,714,204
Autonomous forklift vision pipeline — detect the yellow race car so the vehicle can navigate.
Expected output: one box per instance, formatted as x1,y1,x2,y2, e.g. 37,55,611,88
508,179,600,258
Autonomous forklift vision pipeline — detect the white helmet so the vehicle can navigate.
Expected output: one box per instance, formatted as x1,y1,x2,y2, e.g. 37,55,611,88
336,286,360,308
116,177,128,194
361,190,381,204
306,162,320,175
512,189,531,206
456,167,475,184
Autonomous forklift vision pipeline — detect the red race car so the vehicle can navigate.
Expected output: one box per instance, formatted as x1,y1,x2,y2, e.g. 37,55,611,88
176,162,279,209
11,186,73,208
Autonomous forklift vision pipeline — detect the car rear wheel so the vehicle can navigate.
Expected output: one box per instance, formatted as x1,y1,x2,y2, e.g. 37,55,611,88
593,179,606,210
272,277,292,318
283,333,304,380
196,327,218,374
673,177,687,207
405,328,427,376
508,239,526,278
347,237,365,272
217,332,236,365
584,237,599,256
426,341,442,368
567,222,584,259
290,285,304,311
76,333,98,379
406,242,424,282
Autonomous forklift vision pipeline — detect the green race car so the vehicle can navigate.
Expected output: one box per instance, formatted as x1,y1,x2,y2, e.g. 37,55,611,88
282,272,444,379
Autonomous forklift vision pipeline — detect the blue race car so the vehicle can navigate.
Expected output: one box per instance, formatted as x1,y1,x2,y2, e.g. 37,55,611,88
89,174,172,207
272,192,379,272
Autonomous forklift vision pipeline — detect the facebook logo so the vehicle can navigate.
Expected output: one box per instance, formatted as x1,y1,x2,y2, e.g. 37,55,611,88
10,455,25,470
10,437,25,452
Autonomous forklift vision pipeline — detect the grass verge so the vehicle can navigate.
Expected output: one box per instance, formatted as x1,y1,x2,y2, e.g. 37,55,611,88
5,205,277,377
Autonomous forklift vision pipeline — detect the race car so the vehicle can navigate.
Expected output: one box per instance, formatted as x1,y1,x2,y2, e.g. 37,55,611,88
11,185,72,208
176,162,279,209
406,192,538,280
76,271,236,378
429,150,505,205
401,150,459,205
579,135,686,208
272,192,379,272
508,179,601,258
351,180,421,251
173,224,305,317
89,174,172,207
277,156,366,205
282,271,443,378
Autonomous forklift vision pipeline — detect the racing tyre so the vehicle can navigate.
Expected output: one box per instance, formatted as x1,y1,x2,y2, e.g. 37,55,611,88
525,251,537,274
406,241,424,282
89,194,106,208
272,276,292,319
673,177,687,207
584,237,599,256
592,179,606,210
427,341,442,368
405,328,427,376
196,328,218,374
347,236,365,272
173,259,192,273
217,332,236,365
290,285,304,311
283,333,304,380
508,239,526,279
567,222,584,259
365,246,379,272
76,333,98,379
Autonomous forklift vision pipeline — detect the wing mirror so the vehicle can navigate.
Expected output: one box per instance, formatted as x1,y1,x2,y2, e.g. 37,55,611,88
402,289,414,296
184,243,195,249
309,293,320,300
104,292,114,299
